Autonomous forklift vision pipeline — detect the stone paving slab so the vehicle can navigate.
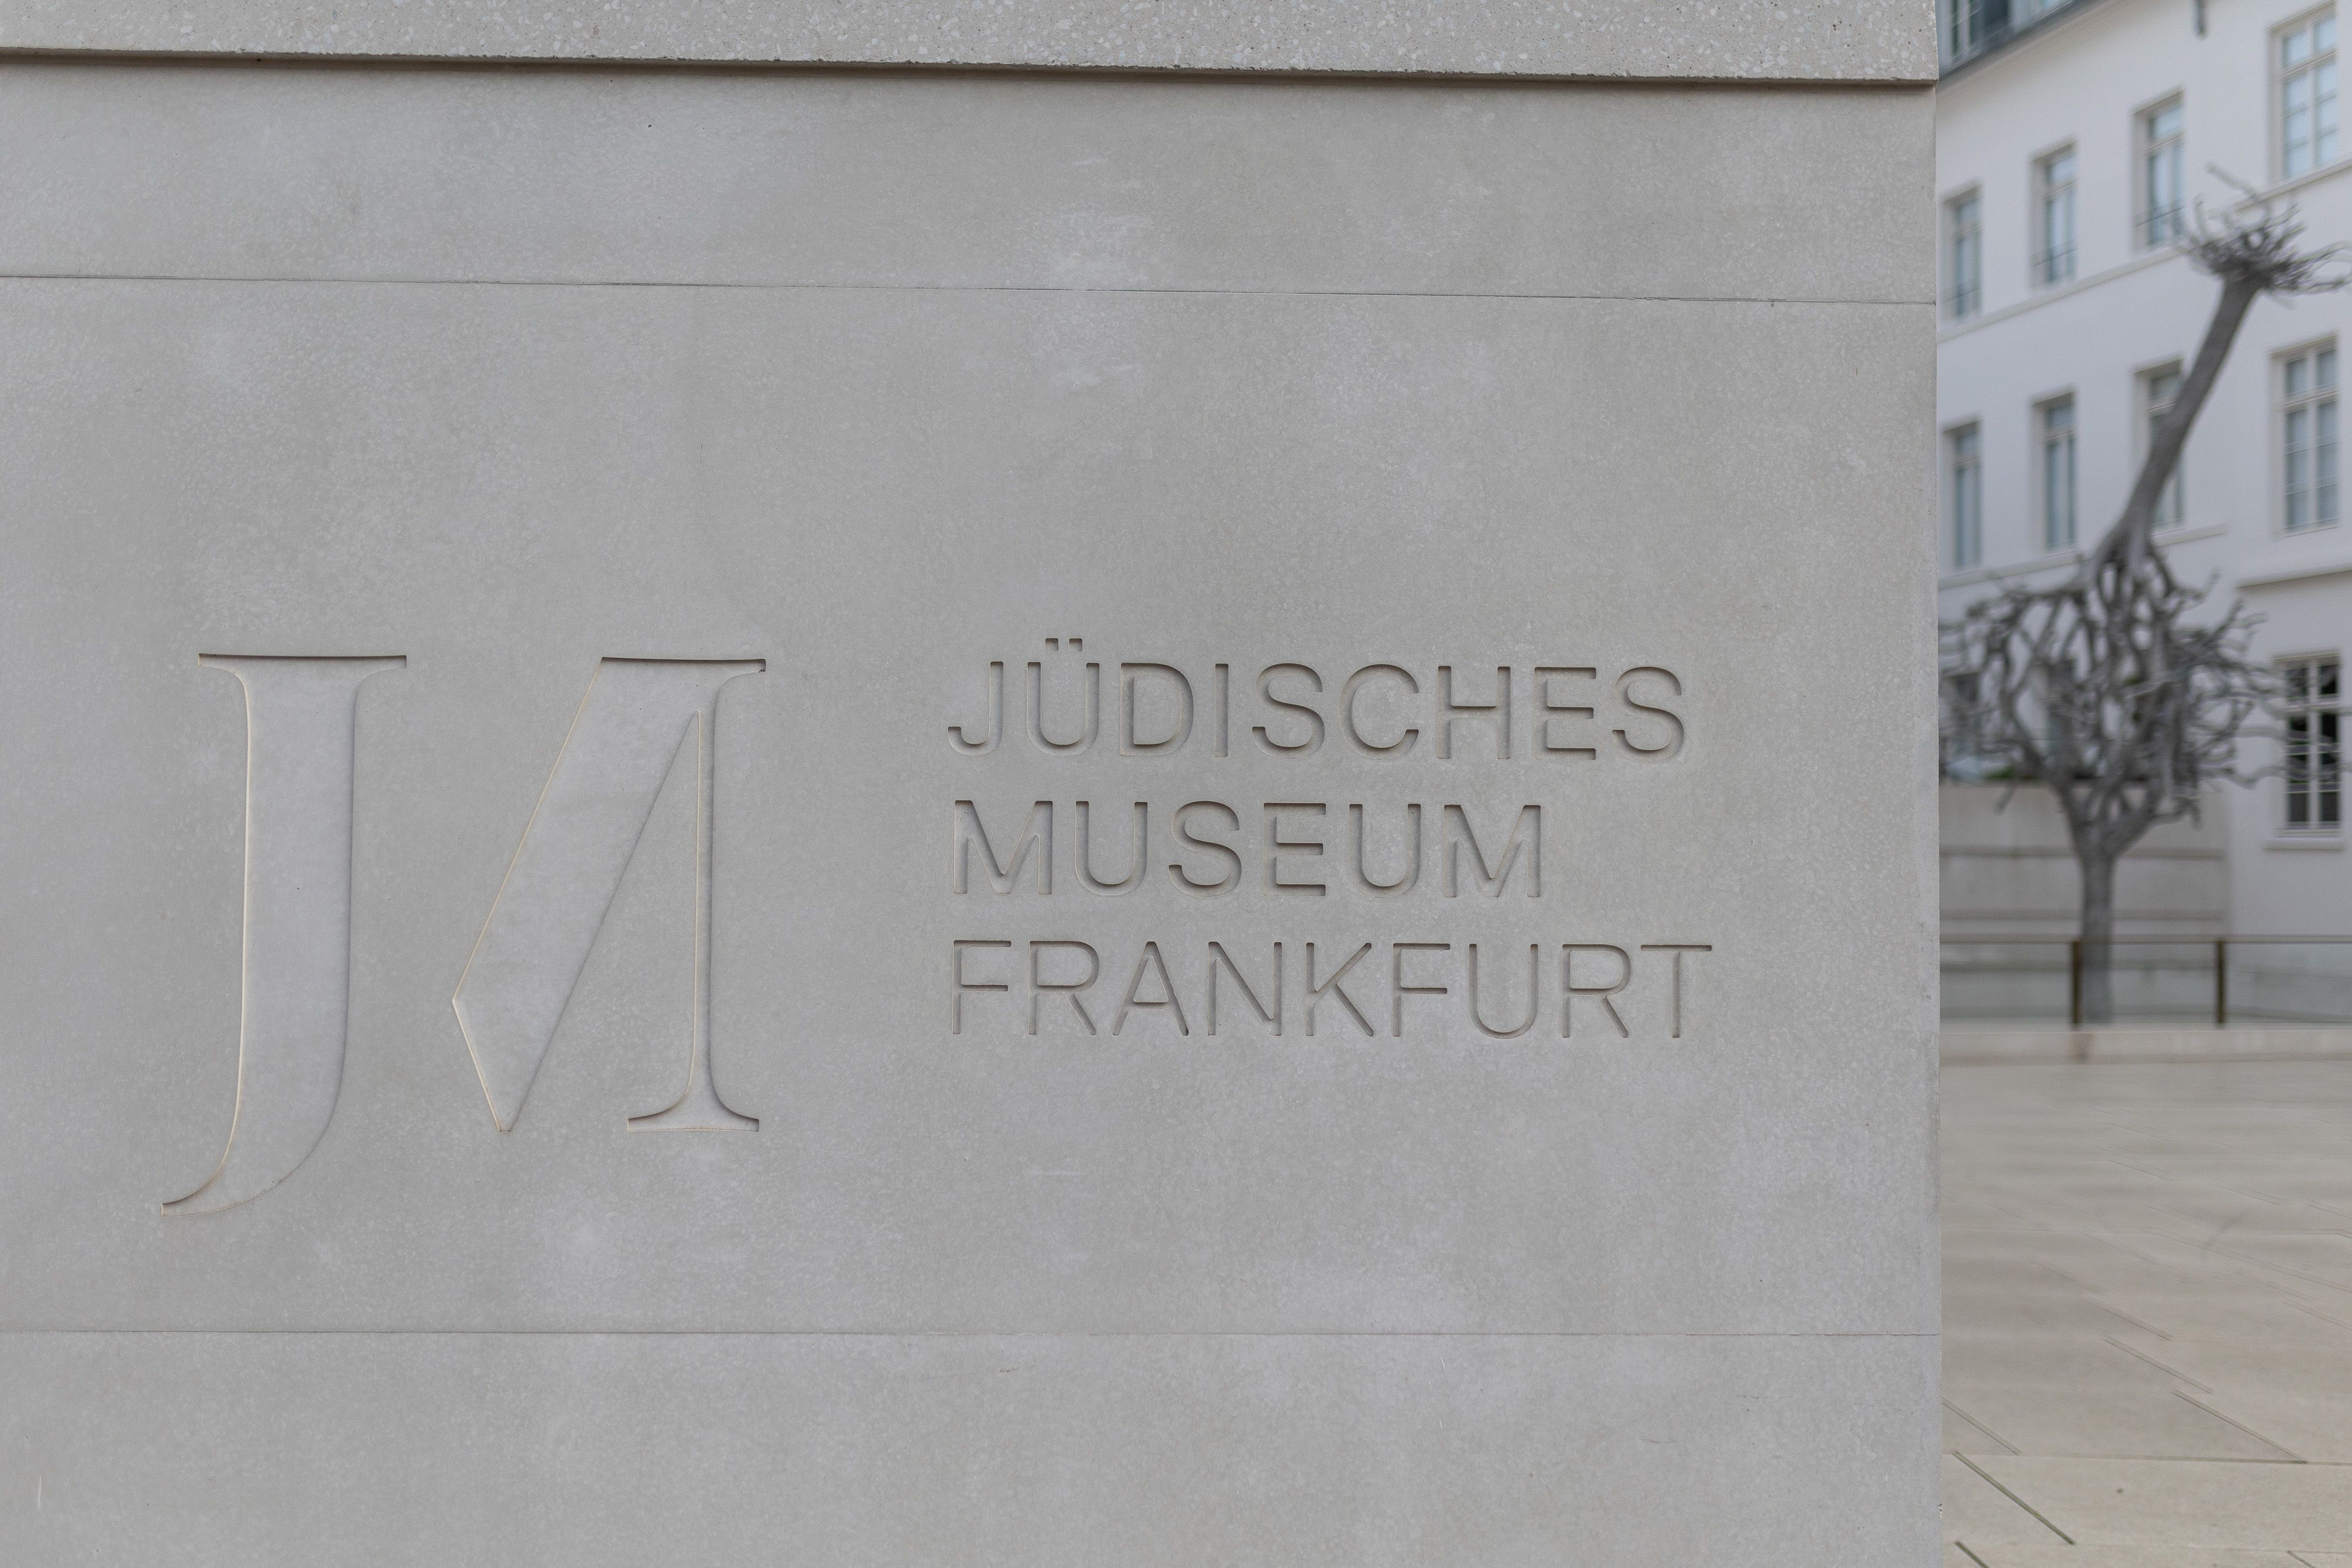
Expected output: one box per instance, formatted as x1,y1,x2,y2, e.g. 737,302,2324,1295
1970,1457,2352,1552
1944,1455,2068,1547
1947,1384,2296,1462
1945,1062,2352,1559
1953,1546,2337,1566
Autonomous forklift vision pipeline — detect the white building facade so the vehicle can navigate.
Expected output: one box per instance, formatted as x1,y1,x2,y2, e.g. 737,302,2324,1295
1940,0,2350,936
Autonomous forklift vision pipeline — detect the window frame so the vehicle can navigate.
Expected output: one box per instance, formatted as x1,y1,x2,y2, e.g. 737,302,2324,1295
1946,420,1984,570
2036,392,2079,553
1946,0,1970,61
1945,186,1984,320
2136,359,2187,530
2137,93,2186,250
2033,143,2079,289
1945,0,2019,64
2277,338,2341,535
2277,6,2341,181
2278,651,2343,835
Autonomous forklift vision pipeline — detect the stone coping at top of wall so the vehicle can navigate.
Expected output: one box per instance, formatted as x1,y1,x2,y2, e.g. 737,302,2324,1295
0,0,1938,83
1944,1028,2352,1064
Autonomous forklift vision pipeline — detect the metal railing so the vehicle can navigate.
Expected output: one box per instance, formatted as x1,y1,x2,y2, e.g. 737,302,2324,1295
1942,936,2352,1028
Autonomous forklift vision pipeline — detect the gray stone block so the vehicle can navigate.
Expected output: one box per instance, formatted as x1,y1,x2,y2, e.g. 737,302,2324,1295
0,0,1940,82
0,38,1938,1564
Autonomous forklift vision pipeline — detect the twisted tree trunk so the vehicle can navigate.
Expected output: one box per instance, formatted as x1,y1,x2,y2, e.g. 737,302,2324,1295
2074,845,2119,1025
2099,273,2260,573
2063,272,2261,1024
1943,195,2337,1031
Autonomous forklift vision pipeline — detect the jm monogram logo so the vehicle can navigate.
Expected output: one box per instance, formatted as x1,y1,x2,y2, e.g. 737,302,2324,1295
170,655,766,1216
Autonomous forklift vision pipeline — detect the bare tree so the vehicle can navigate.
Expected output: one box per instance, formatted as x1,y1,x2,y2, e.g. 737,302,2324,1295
1943,187,2348,1023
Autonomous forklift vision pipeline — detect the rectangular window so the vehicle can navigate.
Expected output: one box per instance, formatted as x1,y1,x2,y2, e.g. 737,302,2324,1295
2283,344,2340,531
2141,363,2185,529
2281,654,2343,831
1947,0,2013,62
1949,423,1983,568
2281,11,2340,179
2036,146,2078,286
2141,98,2186,247
2040,395,2077,550
1946,190,1983,319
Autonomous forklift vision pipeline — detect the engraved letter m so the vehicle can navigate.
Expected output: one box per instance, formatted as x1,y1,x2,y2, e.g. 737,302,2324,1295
454,658,763,1133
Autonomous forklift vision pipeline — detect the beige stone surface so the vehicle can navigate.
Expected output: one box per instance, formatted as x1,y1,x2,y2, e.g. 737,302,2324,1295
1946,1399,2017,1455
1942,1283,2157,1337
1959,1547,2324,1567
2101,1293,2352,1345
0,0,1939,81
1944,1329,2204,1391
1943,1061,2352,1560
1943,1454,2066,1546
1948,1383,2295,1462
1973,1457,2352,1552
2123,1340,2352,1463
1944,1028,2352,1064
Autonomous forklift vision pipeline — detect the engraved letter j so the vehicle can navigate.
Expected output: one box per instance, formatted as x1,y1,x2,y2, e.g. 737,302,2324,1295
166,654,405,1215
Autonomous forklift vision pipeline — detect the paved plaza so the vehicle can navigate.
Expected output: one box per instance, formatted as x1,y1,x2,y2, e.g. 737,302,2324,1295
1945,1059,2352,1564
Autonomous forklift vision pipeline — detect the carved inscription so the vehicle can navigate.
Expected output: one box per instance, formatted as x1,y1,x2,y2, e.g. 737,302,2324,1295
162,634,1712,1215
172,652,771,1211
166,654,405,1215
951,799,1542,898
946,643,1713,1044
950,650,1686,763
948,940,1709,1039
453,658,764,1133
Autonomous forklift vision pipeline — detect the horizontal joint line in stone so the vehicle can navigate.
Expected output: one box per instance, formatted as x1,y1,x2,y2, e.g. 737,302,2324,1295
0,270,1932,309
0,1327,1942,1339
